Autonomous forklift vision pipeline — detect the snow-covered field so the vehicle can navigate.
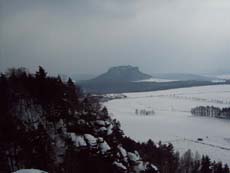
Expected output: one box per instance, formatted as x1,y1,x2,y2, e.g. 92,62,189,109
133,78,177,83
104,85,230,165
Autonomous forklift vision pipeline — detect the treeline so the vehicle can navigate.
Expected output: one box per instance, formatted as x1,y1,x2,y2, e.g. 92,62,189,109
191,106,230,119
0,67,229,173
135,109,155,116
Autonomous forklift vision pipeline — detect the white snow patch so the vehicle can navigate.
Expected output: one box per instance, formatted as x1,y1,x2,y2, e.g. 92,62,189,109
107,124,113,135
95,120,106,126
118,145,128,158
70,133,87,147
98,127,107,132
84,134,97,147
150,164,158,171
133,78,177,83
211,80,226,83
133,162,147,173
98,140,111,154
113,161,127,170
13,169,48,173
128,151,141,162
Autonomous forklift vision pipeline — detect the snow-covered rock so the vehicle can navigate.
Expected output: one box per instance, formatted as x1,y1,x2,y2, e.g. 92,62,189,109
106,124,113,135
98,126,107,132
98,138,111,154
13,169,48,173
77,119,86,125
113,161,127,171
84,134,97,147
128,151,141,163
150,164,158,172
133,161,158,173
133,161,147,173
118,145,127,158
105,120,111,126
15,100,43,130
95,120,106,126
70,133,87,147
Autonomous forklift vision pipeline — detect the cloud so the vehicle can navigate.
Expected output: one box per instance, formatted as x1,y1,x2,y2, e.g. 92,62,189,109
1,0,230,75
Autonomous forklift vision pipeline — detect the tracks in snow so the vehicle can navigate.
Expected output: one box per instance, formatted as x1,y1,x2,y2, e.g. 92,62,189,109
163,138,230,151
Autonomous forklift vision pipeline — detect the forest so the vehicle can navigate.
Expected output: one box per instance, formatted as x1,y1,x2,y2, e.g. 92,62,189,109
191,106,230,119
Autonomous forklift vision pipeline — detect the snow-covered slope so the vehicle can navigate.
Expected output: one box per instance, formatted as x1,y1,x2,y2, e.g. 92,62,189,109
104,85,230,165
13,169,48,173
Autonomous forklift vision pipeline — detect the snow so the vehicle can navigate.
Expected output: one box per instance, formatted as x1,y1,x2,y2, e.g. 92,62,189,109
13,169,48,173
128,152,141,162
70,133,87,147
211,79,226,83
113,161,127,170
133,162,147,173
84,134,97,147
98,140,111,154
95,120,106,126
107,124,113,135
98,126,107,132
133,78,177,83
150,164,158,171
118,145,128,158
104,85,230,165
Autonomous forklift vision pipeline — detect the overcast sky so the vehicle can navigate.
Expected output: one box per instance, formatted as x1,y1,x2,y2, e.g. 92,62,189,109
1,0,230,76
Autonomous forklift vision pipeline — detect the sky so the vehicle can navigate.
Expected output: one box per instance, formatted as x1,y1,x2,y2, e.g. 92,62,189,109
1,0,230,76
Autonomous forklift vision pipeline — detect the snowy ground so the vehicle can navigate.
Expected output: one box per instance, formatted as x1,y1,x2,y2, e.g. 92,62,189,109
133,78,177,83
13,169,48,173
104,85,230,165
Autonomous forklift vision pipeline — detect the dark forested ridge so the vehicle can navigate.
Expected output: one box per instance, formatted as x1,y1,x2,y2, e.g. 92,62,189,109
0,67,229,173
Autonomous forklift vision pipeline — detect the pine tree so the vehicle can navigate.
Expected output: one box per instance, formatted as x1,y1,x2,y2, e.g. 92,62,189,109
223,164,229,173
36,66,47,79
200,156,211,173
215,162,223,173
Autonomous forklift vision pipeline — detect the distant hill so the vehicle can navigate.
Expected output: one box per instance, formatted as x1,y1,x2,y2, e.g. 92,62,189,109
88,65,152,83
79,66,228,94
152,73,217,81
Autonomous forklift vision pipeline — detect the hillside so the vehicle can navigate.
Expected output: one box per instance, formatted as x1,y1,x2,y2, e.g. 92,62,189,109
88,65,152,83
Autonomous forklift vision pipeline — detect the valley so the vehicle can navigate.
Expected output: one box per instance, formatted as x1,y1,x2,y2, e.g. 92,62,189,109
104,85,230,165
